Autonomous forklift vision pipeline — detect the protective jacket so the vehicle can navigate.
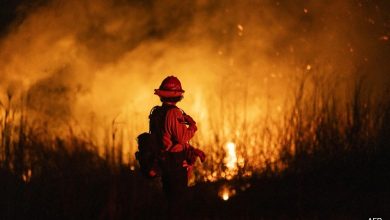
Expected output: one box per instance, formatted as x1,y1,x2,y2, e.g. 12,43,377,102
162,106,197,152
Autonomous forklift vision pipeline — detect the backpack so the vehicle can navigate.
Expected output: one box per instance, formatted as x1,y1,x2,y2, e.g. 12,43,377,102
135,105,177,178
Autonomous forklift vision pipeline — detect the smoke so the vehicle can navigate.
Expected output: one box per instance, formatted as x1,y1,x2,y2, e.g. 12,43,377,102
0,0,389,155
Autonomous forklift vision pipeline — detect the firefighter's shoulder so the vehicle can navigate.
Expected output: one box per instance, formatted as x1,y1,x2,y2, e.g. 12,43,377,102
166,107,183,117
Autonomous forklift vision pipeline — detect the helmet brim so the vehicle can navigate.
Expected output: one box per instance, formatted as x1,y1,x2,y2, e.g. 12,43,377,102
154,89,184,98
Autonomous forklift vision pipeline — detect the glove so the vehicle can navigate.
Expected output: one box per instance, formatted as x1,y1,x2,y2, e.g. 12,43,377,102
194,148,206,162
185,146,206,165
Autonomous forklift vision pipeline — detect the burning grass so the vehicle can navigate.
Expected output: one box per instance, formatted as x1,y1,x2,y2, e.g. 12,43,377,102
1,75,390,219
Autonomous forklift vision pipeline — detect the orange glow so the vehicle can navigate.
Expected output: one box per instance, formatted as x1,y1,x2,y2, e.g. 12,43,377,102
380,35,389,41
219,185,236,201
22,169,32,183
222,192,229,201
0,0,388,184
225,142,237,170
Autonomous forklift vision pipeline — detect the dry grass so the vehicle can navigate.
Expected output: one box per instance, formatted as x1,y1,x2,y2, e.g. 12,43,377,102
0,74,389,219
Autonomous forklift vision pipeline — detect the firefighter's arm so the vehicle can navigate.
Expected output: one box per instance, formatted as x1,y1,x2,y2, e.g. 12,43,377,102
165,108,197,145
183,114,197,132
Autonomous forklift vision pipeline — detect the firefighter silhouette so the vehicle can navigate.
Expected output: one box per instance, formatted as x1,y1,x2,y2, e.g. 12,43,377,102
150,75,205,213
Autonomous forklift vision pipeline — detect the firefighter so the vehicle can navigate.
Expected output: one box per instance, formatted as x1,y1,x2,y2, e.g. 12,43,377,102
150,75,203,216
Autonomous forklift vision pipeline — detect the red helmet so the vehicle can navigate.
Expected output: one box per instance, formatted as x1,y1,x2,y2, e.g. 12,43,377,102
154,76,185,98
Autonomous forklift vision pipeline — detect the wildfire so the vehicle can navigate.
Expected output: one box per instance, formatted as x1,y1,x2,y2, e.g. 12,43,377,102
223,141,238,180
22,169,32,183
0,0,387,186
222,191,229,201
225,142,237,170
218,184,236,201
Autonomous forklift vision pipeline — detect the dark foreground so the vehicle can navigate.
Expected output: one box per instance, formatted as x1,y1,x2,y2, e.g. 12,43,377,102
1,146,389,220
1,80,390,219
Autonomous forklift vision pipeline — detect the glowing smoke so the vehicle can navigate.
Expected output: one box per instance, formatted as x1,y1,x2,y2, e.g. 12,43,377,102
0,0,389,167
